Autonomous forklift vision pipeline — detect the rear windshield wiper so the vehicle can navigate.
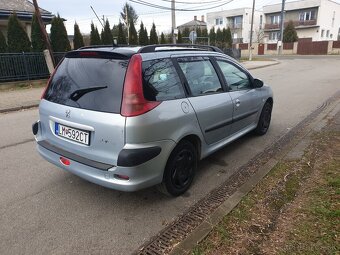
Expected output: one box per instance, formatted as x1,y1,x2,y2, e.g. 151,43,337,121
69,86,107,101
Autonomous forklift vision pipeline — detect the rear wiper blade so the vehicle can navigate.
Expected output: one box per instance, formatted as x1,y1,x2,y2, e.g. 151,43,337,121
69,86,107,101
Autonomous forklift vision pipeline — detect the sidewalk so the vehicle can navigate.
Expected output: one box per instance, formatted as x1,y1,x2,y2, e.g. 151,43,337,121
0,60,279,113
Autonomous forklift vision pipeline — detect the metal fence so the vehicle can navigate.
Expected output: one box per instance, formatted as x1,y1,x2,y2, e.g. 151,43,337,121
0,52,65,83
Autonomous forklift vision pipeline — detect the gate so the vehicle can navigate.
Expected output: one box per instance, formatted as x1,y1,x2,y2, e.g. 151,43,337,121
297,39,328,55
258,43,264,55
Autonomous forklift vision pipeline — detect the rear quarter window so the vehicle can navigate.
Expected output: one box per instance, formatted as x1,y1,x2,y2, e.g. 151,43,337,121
44,57,128,113
142,58,184,101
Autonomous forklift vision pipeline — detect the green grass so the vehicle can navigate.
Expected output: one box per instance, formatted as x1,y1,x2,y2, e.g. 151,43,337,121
192,129,339,255
279,158,340,255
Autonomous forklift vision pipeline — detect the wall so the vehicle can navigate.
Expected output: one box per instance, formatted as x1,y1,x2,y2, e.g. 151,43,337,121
234,40,339,56
318,0,340,41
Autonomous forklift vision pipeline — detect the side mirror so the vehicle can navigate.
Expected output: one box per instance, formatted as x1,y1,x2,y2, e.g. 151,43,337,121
253,78,264,88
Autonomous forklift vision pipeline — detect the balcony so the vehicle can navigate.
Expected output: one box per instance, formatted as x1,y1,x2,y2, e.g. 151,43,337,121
228,23,243,29
264,20,317,30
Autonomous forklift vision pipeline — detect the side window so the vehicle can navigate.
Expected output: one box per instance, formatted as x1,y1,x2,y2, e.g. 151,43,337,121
177,57,223,96
217,60,251,91
142,58,184,101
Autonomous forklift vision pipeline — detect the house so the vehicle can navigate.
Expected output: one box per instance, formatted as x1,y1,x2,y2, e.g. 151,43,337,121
206,8,263,43
0,0,54,39
263,0,340,42
177,15,207,33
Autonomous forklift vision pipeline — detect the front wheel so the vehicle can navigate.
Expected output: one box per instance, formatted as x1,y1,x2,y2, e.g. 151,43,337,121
157,140,197,197
254,101,272,135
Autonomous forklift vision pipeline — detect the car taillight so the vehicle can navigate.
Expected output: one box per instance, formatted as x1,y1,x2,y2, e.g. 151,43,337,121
121,54,160,117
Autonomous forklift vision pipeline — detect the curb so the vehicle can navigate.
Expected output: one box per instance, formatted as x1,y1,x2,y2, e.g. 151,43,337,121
247,60,280,70
0,102,39,114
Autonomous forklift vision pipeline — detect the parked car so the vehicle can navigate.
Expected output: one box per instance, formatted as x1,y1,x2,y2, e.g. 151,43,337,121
32,44,273,196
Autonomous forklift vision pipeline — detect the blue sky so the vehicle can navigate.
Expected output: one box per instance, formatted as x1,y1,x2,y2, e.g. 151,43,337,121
37,0,339,35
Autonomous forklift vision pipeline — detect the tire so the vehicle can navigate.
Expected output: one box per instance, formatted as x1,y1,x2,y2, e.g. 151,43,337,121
157,140,197,197
254,101,272,136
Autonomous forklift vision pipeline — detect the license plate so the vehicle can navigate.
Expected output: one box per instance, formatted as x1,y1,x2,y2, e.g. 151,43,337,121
55,123,90,145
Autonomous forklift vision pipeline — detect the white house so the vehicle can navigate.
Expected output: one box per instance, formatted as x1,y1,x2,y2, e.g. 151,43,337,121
206,8,264,43
263,0,340,42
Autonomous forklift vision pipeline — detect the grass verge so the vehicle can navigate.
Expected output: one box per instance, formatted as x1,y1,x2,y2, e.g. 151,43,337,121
192,121,339,254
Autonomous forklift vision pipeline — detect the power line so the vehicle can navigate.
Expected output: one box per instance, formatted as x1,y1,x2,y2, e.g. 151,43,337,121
129,0,235,12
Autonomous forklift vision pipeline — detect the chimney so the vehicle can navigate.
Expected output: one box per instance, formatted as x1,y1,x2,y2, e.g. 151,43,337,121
194,16,197,21
201,15,205,22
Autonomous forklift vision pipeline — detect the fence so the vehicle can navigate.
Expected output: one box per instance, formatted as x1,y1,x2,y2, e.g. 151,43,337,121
0,52,65,83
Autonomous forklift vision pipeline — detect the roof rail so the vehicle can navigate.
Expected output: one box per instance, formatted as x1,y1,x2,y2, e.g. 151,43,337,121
137,44,223,54
79,44,138,50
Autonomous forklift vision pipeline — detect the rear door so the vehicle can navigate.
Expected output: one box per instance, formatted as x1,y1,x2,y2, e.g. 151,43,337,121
39,51,129,165
215,58,262,134
176,56,234,145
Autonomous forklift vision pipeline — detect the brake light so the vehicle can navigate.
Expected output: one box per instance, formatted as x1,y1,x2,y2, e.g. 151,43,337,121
121,54,160,117
79,51,98,57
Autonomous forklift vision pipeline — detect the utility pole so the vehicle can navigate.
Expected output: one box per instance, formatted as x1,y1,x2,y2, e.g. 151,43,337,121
249,0,255,61
279,0,286,55
171,0,176,44
32,0,55,67
90,6,104,28
126,4,130,45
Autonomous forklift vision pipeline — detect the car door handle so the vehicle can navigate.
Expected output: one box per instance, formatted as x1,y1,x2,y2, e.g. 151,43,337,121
235,99,241,107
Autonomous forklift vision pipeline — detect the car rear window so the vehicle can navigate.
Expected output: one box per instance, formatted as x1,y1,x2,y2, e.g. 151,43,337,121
44,57,128,113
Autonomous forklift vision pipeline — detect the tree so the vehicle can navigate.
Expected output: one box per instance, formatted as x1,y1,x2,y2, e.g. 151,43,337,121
101,19,113,44
143,27,149,45
283,20,298,43
31,13,45,52
0,30,7,53
225,27,232,48
209,27,216,46
73,22,84,49
215,27,223,48
117,22,127,44
149,22,158,44
120,3,139,26
177,30,183,43
90,22,101,45
50,14,71,52
160,32,166,44
7,13,31,52
128,18,138,45
138,22,148,45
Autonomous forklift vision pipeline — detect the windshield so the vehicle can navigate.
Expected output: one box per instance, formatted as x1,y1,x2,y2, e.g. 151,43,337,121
44,57,128,113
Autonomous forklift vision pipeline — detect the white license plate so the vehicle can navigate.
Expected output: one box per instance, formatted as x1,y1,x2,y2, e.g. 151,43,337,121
55,123,90,145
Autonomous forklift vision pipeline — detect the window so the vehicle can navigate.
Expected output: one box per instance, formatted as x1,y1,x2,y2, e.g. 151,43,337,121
269,31,279,41
216,18,223,25
216,60,251,91
44,57,128,113
234,16,242,28
270,15,280,24
321,29,325,37
326,30,330,37
178,57,222,96
299,10,316,21
260,15,263,29
142,58,184,101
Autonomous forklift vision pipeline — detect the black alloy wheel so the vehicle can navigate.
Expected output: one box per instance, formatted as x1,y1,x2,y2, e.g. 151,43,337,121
158,140,197,196
254,101,272,135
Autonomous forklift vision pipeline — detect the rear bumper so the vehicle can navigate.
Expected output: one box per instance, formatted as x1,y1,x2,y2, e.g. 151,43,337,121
36,139,175,192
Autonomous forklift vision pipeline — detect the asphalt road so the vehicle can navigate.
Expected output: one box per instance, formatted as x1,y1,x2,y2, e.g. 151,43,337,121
1,56,339,255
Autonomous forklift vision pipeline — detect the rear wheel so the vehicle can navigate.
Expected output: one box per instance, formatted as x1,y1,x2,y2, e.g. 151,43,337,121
157,140,197,197
254,101,272,135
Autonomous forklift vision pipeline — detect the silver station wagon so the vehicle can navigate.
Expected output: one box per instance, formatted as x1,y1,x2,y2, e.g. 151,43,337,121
33,44,273,196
